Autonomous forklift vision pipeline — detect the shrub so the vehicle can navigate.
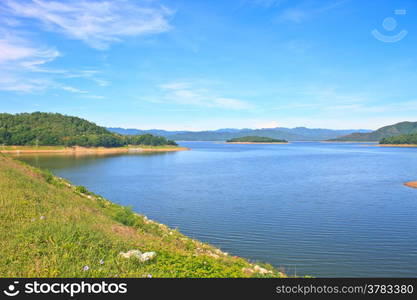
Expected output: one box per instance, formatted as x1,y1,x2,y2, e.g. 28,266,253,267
113,206,137,226
75,185,88,194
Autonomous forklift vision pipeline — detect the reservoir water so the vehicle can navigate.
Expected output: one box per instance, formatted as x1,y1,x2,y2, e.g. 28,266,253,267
16,142,417,277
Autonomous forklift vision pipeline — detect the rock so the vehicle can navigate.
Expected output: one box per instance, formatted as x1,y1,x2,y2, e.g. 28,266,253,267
242,265,273,276
119,250,142,259
242,267,255,275
207,252,220,259
140,252,156,262
214,249,228,256
119,250,157,262
253,265,272,274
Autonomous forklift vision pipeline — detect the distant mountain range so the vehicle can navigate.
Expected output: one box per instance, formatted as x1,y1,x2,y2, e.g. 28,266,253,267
330,121,417,141
107,127,372,141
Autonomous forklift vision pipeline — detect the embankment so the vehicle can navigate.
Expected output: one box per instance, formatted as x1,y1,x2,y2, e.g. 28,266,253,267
0,154,283,278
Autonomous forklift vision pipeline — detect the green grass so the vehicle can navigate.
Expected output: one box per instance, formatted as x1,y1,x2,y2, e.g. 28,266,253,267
0,154,285,278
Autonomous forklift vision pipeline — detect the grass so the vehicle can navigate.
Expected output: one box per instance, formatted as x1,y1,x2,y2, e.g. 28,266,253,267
0,154,285,278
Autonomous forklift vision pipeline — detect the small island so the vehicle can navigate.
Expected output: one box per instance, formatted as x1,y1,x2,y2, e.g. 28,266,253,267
226,136,288,144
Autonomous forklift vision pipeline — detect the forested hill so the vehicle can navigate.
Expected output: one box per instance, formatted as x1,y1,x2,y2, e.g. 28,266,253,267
380,133,417,145
329,121,417,142
0,112,177,147
227,136,287,143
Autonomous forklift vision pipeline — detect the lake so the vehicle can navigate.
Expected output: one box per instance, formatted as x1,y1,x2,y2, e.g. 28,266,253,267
16,142,417,277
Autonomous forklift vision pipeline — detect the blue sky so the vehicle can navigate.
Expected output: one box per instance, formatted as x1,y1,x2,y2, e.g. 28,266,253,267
1,0,417,130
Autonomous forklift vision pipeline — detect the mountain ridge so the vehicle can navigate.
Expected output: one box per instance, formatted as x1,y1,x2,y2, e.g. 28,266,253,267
108,127,372,141
329,121,417,142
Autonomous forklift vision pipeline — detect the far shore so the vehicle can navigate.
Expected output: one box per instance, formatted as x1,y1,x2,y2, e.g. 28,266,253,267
226,142,289,144
321,141,377,143
0,145,189,154
376,144,417,148
322,141,417,147
404,181,417,189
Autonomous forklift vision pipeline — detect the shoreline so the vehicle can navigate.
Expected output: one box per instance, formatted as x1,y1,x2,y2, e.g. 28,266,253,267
376,144,417,148
321,141,377,143
404,181,417,188
0,145,189,154
226,142,289,144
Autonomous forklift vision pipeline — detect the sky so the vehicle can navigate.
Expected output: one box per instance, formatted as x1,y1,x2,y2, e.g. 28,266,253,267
1,0,417,130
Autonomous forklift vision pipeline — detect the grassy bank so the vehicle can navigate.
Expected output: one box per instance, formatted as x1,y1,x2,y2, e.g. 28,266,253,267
0,145,189,154
0,154,284,278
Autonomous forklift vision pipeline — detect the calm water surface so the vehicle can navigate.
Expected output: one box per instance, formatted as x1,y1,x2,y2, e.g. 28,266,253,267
16,142,417,277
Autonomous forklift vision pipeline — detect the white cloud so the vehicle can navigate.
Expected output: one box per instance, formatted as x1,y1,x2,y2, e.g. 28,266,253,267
93,78,109,87
277,0,346,23
59,85,87,94
0,31,107,95
158,82,253,110
0,31,59,66
64,70,110,87
3,0,173,49
0,76,51,92
0,30,62,92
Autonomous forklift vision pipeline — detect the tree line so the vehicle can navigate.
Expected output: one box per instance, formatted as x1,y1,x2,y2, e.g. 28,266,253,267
380,134,417,145
227,136,287,143
0,112,177,147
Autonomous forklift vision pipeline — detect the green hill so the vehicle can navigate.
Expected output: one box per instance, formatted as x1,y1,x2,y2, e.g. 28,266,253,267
0,112,177,147
380,133,417,145
0,154,284,277
329,121,417,142
227,136,287,143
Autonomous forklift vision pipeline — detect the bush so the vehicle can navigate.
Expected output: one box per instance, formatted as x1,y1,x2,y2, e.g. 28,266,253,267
113,206,137,226
75,185,88,194
40,169,54,184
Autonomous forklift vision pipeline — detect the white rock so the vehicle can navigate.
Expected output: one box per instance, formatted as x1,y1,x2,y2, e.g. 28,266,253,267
119,250,156,262
140,252,157,262
253,265,272,274
119,250,142,259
